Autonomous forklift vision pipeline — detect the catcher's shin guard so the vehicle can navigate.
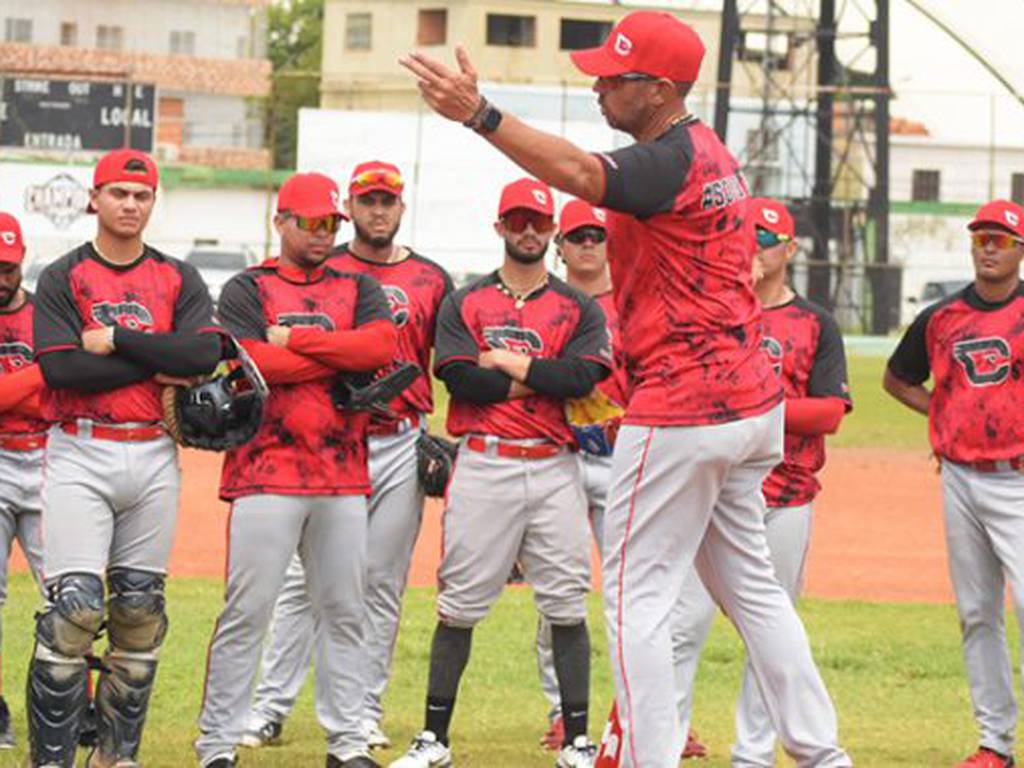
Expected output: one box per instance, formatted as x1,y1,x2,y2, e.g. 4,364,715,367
26,645,90,768
93,650,158,764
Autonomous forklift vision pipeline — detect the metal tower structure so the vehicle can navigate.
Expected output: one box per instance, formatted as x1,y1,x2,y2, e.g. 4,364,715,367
715,0,894,333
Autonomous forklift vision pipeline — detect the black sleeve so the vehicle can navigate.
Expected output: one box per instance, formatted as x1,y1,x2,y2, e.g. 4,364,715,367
217,274,268,341
807,311,852,407
433,293,480,370
596,131,693,218
112,328,222,376
525,358,608,399
887,310,932,385
173,260,219,334
33,260,84,355
354,274,395,327
39,350,152,392
563,295,614,369
438,360,511,404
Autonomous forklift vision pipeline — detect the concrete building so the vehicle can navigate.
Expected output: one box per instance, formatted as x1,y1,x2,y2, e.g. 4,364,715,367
321,0,816,111
0,0,271,168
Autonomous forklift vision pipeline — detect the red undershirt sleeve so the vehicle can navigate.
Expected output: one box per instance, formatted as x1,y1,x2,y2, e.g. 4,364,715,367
785,396,847,437
286,319,397,372
239,339,336,385
0,364,44,414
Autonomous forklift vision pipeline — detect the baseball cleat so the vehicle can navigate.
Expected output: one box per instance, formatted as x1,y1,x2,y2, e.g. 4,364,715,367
327,752,382,767
364,718,392,750
955,748,1016,767
682,729,708,759
540,713,565,751
0,696,13,748
556,735,598,767
239,719,283,748
388,730,453,768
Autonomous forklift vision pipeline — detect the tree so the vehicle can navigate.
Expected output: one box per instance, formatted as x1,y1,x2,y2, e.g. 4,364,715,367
266,0,323,169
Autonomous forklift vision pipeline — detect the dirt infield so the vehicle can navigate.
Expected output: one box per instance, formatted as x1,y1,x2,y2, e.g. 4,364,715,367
12,446,952,603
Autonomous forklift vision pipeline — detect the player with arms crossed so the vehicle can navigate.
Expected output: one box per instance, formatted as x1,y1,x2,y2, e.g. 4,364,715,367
884,199,1024,768
196,173,397,768
243,161,452,751
389,178,611,768
668,198,853,767
401,12,850,767
29,149,224,768
0,212,47,749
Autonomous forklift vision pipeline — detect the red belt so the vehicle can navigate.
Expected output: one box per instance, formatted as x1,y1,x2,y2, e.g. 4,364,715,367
966,456,1024,473
464,435,565,460
60,422,166,442
367,416,422,437
0,433,47,451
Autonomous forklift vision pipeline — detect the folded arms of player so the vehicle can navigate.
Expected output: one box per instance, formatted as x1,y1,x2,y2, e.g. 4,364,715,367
784,396,847,437
0,363,44,416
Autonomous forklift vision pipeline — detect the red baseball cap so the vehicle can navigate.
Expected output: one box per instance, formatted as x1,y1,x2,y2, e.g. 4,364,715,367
570,11,705,83
498,178,555,218
277,172,344,218
93,149,159,190
750,198,795,239
0,212,25,265
559,199,608,235
349,160,404,197
968,199,1024,240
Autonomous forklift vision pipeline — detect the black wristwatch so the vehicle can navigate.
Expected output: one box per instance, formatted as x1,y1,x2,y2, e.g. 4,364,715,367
464,97,503,135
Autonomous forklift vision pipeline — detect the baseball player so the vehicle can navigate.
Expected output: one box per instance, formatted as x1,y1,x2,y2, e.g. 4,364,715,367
402,11,850,768
241,160,452,751
389,178,611,768
668,197,853,766
0,212,46,749
884,199,1024,768
196,172,397,768
29,148,223,768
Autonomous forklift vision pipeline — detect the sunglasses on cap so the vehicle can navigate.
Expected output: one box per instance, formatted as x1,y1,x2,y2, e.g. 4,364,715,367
755,226,791,250
501,209,556,234
971,231,1024,250
287,213,344,234
351,169,404,193
564,226,607,245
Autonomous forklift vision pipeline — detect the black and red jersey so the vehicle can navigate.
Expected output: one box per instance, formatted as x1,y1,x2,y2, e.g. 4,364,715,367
888,283,1024,463
216,259,392,500
0,296,48,435
329,245,453,430
435,272,611,444
594,291,629,412
760,296,851,507
33,243,217,423
596,117,782,427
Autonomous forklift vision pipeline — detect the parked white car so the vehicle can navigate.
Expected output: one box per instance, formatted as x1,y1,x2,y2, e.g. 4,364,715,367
185,245,255,305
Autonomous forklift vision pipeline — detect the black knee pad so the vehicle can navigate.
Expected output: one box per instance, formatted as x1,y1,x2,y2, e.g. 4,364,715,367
36,572,105,658
106,568,168,653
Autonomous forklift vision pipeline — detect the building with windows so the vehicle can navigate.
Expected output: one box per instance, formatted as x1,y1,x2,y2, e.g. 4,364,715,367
0,0,271,168
321,0,815,111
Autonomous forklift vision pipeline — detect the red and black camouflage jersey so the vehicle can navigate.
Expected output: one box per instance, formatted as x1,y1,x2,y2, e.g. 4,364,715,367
435,272,612,444
888,283,1024,463
760,296,852,508
595,117,782,426
0,295,48,435
329,244,453,431
216,259,392,500
33,243,217,423
594,290,629,412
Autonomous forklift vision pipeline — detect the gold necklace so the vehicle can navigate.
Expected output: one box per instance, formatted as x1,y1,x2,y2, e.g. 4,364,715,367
498,269,549,309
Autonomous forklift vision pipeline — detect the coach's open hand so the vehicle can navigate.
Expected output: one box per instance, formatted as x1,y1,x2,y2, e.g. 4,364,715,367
399,45,482,123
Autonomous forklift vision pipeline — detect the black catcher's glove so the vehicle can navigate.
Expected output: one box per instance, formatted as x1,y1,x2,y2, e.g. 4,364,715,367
416,433,458,497
331,361,420,419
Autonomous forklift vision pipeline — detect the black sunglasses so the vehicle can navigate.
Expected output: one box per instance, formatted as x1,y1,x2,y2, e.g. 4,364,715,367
564,227,607,245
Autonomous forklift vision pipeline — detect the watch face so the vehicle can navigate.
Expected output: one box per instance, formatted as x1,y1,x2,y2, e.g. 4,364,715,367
483,106,502,133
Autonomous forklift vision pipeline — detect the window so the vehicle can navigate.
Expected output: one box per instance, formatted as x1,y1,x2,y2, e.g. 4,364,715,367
486,14,536,47
559,19,612,51
1012,173,1024,206
60,21,77,46
345,12,372,50
911,169,941,202
96,25,124,50
417,9,447,46
3,18,32,43
169,30,196,55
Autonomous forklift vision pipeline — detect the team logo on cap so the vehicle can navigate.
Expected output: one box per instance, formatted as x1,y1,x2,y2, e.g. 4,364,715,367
1006,210,1020,228
330,189,340,209
614,33,633,57
0,231,15,246
762,208,780,224
532,190,548,207
594,208,607,223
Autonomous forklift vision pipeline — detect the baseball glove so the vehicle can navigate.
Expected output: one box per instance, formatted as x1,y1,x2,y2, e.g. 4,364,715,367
565,385,625,457
416,432,458,497
330,361,420,419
